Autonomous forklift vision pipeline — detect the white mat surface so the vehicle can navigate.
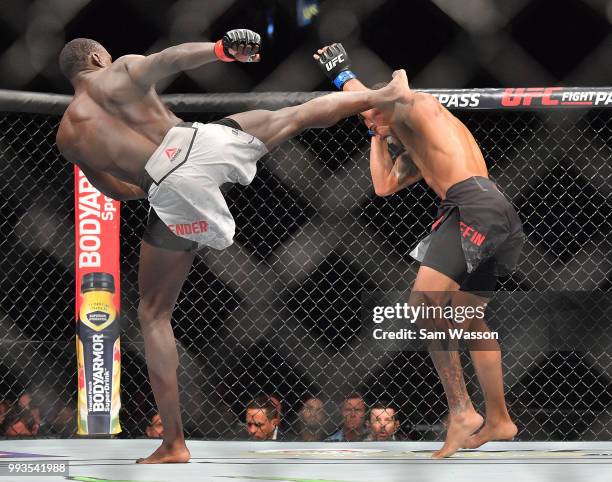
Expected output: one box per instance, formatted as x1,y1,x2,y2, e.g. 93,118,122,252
2,439,612,481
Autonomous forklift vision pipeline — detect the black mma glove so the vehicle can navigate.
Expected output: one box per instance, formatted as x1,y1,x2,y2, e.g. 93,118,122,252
315,43,356,89
215,29,261,62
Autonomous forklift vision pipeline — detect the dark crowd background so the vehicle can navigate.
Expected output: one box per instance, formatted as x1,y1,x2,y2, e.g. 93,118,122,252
0,0,611,442
0,0,609,94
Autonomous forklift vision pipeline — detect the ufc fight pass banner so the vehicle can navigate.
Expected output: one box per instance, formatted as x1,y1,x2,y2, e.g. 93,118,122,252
428,86,612,110
74,166,122,435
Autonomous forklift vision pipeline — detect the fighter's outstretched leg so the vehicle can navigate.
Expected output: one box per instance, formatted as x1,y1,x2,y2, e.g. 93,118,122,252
411,266,483,459
228,69,407,150
136,240,195,464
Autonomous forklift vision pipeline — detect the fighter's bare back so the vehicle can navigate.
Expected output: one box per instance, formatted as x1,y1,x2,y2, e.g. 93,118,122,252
388,91,489,198
56,55,182,189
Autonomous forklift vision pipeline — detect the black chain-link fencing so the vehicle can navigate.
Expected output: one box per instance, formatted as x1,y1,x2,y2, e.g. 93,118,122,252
0,90,611,441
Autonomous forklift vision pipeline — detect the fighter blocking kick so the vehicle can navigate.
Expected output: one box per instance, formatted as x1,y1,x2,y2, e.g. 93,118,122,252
56,29,405,463
314,43,525,458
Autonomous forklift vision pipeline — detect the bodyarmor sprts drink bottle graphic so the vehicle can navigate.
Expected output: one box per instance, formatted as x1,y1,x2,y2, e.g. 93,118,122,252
76,272,121,434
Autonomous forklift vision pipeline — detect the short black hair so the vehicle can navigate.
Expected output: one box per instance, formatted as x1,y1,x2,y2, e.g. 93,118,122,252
300,392,321,406
246,395,278,421
369,400,399,420
59,38,105,79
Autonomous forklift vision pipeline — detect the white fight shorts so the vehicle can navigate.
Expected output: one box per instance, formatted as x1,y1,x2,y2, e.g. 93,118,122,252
146,121,268,250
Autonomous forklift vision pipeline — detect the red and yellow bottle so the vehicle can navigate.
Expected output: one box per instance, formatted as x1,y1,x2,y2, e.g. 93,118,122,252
76,272,121,434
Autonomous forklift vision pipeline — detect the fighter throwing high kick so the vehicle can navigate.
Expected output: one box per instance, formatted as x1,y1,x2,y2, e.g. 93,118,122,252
315,44,525,458
56,30,405,463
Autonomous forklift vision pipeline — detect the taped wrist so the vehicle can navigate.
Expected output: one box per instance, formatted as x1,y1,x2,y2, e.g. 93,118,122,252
333,70,356,90
214,40,235,62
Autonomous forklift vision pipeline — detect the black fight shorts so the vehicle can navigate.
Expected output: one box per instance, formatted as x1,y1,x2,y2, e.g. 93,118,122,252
413,176,525,294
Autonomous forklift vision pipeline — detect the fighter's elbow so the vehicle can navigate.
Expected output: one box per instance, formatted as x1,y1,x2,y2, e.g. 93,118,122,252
97,187,120,201
375,191,393,198
373,183,394,197
90,181,122,201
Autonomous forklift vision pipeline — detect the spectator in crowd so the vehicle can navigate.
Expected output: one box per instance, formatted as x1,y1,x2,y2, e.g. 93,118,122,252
268,393,283,421
17,392,32,409
146,412,165,439
46,405,76,437
4,404,40,436
365,401,401,441
326,393,367,441
297,394,327,441
245,395,281,440
17,391,42,427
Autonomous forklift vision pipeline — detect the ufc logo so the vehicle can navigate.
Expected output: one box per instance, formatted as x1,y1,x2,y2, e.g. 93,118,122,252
325,54,344,71
501,87,561,107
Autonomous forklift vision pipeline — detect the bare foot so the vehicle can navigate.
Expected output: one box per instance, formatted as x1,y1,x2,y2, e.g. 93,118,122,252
463,419,518,449
392,68,408,83
432,411,483,459
136,442,191,464
382,69,408,102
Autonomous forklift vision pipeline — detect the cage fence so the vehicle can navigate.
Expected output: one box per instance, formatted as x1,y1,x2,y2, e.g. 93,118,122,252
0,89,611,441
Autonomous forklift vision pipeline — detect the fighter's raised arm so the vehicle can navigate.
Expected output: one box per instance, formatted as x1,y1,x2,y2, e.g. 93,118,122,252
125,29,261,88
369,131,422,196
313,44,421,196
313,43,379,124
314,43,440,134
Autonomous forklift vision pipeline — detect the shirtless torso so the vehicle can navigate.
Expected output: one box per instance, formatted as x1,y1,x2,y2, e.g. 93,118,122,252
57,55,182,196
56,35,405,464
388,92,488,199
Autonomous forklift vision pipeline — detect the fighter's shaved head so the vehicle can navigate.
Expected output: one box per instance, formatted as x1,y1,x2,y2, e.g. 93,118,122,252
59,38,108,79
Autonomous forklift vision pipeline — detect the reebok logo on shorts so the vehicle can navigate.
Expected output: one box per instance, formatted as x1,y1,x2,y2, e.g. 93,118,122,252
168,220,208,236
459,221,486,246
164,147,182,161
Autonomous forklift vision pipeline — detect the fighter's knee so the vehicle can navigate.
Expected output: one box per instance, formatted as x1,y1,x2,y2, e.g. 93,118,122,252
409,289,452,333
137,302,155,324
137,300,172,326
277,107,305,137
286,120,304,138
423,291,451,307
410,288,450,308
